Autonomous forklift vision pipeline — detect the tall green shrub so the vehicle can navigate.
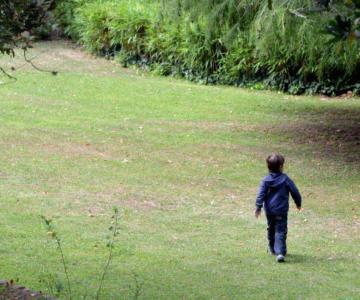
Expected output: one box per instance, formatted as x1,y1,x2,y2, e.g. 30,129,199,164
250,0,360,93
55,0,360,95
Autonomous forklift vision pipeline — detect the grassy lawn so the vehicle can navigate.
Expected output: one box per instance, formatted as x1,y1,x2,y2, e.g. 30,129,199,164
0,41,359,299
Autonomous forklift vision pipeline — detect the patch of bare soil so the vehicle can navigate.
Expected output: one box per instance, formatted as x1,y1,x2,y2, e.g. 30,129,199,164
2,40,135,77
41,142,112,159
0,280,55,300
144,120,260,132
41,186,182,217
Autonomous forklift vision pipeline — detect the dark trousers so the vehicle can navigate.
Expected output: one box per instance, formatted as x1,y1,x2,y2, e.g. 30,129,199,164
266,214,288,256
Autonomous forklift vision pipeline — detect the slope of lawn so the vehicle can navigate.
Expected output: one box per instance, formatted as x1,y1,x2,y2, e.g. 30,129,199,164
0,41,359,299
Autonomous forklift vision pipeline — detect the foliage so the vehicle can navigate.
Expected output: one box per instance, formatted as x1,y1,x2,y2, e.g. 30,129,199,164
325,0,360,42
3,0,360,94
42,215,73,300
41,207,121,299
95,207,120,300
0,0,55,56
53,0,87,39
53,0,360,95
0,0,58,81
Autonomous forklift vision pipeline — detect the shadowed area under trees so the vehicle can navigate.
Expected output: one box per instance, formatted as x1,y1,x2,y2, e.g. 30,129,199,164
271,103,360,165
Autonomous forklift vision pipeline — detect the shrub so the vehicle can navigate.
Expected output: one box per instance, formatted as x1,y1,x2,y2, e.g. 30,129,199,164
55,0,360,95
54,0,83,39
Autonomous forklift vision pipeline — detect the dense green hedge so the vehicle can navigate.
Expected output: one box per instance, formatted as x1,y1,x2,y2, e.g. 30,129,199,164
55,0,360,95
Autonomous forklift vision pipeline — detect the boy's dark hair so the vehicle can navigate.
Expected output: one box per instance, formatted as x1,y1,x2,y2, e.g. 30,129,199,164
266,154,285,173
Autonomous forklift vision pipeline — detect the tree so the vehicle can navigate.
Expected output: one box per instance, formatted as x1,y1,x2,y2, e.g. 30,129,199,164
0,0,55,77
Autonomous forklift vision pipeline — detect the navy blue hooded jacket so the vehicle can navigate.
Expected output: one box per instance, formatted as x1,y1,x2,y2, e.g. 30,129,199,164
255,172,302,215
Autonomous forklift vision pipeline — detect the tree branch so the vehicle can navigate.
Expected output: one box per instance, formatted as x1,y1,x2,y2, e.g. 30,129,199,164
23,49,58,75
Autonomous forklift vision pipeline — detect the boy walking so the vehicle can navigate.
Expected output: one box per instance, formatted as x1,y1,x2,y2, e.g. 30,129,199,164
255,154,302,263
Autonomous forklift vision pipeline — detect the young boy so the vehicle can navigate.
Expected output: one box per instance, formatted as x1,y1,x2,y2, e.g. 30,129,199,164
255,154,302,263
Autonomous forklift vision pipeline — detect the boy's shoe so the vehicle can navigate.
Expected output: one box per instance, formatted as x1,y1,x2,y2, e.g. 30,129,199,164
276,254,285,263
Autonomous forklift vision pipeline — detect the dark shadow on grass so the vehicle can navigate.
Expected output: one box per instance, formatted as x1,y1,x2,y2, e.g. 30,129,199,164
272,104,360,166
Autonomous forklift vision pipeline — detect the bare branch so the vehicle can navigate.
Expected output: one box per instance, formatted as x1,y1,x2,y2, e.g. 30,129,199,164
0,66,16,80
23,49,58,75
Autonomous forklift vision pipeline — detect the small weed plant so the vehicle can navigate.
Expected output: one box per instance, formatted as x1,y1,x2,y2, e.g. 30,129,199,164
41,207,123,300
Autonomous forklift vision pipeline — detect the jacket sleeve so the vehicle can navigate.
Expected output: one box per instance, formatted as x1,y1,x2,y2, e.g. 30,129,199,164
287,178,302,208
255,180,267,211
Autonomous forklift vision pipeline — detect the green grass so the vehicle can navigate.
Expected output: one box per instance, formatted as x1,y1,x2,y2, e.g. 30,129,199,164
0,41,359,299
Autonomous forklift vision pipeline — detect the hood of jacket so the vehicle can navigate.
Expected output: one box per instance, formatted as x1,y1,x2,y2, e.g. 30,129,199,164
264,172,288,188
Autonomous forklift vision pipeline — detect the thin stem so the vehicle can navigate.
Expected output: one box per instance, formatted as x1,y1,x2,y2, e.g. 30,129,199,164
95,210,120,300
132,272,143,300
55,237,72,300
41,216,72,300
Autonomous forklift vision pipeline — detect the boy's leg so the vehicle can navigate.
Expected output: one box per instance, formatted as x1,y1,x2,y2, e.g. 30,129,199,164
274,214,288,256
266,214,275,254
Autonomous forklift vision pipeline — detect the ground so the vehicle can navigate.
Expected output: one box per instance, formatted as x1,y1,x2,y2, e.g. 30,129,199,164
0,41,359,299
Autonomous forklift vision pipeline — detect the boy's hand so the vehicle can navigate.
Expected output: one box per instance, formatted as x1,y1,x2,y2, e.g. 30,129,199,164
254,209,261,219
297,206,303,212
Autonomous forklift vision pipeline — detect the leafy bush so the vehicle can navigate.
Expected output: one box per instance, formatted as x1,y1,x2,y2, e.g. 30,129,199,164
250,0,360,94
70,1,156,57
53,0,81,39
55,0,360,95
